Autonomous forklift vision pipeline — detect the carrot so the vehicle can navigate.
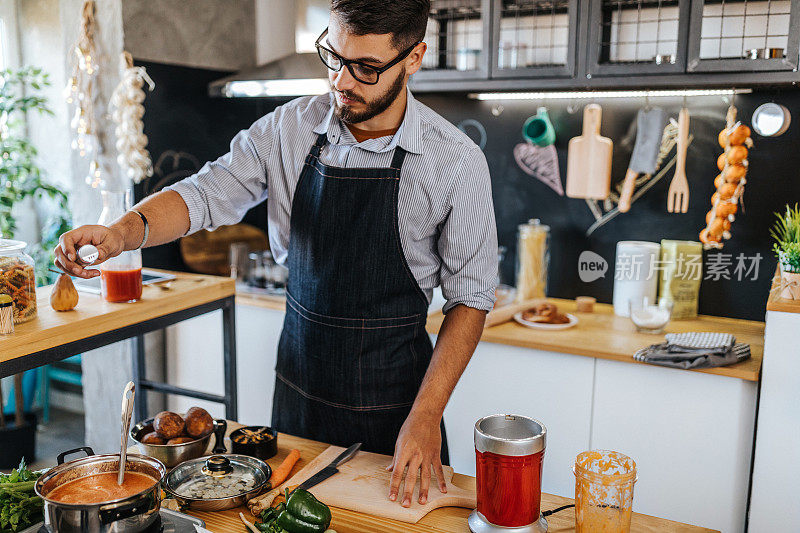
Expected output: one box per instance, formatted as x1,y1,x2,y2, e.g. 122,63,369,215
269,448,300,488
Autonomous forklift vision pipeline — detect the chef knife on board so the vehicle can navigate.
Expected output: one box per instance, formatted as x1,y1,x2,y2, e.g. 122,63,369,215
296,442,362,491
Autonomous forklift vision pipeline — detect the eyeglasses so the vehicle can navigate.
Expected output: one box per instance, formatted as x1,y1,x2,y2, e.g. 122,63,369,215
315,28,421,85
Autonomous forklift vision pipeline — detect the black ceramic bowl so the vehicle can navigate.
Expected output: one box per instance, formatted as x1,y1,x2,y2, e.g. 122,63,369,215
229,426,278,460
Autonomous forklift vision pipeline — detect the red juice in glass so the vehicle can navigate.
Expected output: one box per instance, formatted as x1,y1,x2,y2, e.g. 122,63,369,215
101,268,142,302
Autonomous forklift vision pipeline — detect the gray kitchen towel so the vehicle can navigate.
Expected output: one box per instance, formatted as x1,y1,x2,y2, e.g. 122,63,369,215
664,332,735,351
633,333,750,370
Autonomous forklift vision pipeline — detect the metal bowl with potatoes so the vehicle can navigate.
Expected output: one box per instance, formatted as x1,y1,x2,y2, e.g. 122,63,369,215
130,409,227,468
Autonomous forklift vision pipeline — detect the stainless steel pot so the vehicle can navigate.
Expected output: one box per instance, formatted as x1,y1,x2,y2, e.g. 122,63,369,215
34,447,166,533
163,454,271,512
130,418,227,468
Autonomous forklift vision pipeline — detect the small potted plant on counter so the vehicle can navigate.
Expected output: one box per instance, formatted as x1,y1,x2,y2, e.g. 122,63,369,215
771,203,800,300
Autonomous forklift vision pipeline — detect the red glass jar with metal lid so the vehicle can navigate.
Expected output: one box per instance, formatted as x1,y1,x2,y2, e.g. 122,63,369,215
469,414,547,533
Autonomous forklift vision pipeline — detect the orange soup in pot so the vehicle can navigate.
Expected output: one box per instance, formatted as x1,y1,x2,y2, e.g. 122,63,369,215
48,471,156,504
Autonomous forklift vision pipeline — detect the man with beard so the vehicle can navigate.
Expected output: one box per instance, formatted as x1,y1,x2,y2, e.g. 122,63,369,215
55,0,496,507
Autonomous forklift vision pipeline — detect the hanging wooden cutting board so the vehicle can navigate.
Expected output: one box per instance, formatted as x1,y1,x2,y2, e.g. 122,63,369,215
179,223,268,275
566,103,613,199
278,445,476,524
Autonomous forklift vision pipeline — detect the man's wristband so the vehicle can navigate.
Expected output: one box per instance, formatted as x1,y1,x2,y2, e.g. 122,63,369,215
131,209,149,249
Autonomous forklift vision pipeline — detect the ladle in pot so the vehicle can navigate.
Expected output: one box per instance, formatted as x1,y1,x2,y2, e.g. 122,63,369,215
118,381,136,485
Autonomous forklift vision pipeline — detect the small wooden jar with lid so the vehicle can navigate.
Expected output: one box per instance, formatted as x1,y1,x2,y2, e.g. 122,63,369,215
575,296,596,313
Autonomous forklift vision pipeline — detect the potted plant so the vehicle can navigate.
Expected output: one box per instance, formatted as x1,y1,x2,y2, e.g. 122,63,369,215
0,66,71,467
771,203,800,300
0,375,38,468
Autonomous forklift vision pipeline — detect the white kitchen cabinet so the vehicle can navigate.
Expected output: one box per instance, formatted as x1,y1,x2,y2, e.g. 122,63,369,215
591,359,757,533
440,339,596,499
165,303,285,424
748,309,800,532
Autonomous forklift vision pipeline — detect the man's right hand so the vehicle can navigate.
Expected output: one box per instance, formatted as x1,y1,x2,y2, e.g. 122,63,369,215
54,225,126,279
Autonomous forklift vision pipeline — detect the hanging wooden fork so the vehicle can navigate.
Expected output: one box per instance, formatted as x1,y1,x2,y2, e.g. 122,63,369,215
667,107,690,213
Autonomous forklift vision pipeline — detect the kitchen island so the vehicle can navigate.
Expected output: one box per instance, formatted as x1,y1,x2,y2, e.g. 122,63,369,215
184,427,718,533
166,292,763,533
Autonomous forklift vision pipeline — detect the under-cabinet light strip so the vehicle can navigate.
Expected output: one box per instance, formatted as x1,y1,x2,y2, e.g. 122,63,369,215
468,89,752,101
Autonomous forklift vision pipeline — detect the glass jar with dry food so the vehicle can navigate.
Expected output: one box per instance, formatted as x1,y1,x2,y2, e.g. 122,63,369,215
0,239,37,324
515,219,550,301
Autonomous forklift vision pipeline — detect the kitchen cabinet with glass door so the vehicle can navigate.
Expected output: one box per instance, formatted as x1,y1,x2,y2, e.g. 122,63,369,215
687,0,800,73
415,0,493,81
586,0,692,77
490,0,580,79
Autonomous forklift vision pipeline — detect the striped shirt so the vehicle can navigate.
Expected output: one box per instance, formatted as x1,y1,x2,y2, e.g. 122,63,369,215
166,89,497,312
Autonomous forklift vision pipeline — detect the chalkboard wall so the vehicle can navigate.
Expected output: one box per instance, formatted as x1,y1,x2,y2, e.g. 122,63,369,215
137,60,799,321
421,90,799,321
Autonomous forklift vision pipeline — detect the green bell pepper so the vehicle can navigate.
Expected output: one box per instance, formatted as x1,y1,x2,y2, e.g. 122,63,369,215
274,489,332,533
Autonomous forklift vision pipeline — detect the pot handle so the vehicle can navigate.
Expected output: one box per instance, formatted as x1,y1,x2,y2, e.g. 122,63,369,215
212,419,227,454
98,500,150,524
57,446,95,465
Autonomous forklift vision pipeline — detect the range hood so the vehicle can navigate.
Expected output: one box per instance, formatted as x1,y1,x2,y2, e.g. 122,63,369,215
209,0,331,98
208,53,330,98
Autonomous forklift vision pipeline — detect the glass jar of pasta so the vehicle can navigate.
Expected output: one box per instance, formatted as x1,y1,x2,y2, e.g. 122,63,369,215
0,239,37,324
515,219,550,301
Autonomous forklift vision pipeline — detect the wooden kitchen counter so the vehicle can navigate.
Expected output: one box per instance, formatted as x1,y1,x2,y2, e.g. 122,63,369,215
235,290,285,311
427,298,764,382
0,269,234,373
189,431,716,533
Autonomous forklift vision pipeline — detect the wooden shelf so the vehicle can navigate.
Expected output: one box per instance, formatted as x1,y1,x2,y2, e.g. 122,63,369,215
427,298,764,382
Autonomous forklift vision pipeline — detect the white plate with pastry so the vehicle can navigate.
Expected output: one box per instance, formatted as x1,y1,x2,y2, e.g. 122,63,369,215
514,302,579,330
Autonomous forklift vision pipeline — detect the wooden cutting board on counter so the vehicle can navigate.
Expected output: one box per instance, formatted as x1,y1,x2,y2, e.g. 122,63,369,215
278,445,476,523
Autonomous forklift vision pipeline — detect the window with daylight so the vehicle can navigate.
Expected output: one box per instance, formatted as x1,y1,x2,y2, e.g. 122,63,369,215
0,0,20,71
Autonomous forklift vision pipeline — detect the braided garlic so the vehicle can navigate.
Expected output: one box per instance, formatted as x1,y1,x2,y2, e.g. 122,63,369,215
110,52,154,184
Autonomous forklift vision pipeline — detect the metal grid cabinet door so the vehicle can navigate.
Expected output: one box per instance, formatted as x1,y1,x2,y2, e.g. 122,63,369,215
687,0,800,72
415,0,493,82
587,0,692,76
490,0,580,78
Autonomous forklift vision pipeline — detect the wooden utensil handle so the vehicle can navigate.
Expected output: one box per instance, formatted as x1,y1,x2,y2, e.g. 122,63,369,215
676,108,689,175
583,104,602,134
618,168,638,213
485,298,545,328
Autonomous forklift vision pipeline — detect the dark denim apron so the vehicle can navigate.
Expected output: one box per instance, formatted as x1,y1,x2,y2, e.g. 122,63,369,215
272,132,448,463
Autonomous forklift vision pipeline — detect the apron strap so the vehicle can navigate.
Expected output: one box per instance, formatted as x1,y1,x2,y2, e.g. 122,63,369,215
310,133,327,158
390,146,407,173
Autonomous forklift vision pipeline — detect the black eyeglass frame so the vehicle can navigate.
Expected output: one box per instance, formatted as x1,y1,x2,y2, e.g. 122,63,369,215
315,28,422,85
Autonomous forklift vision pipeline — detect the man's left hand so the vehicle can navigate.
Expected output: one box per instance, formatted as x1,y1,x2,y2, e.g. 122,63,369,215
386,411,447,507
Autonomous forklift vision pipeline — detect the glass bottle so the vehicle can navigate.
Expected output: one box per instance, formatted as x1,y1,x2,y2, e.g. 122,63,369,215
97,189,142,302
515,219,550,301
0,239,37,323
